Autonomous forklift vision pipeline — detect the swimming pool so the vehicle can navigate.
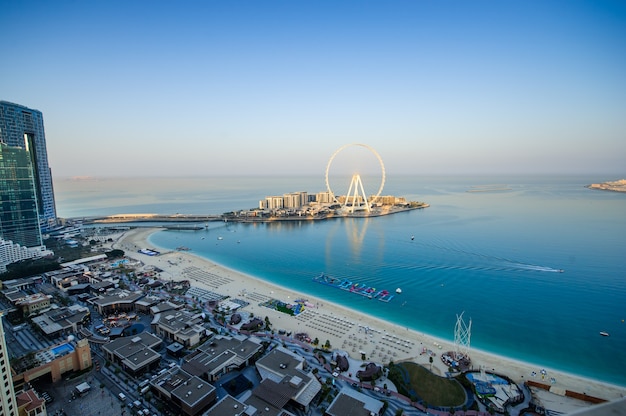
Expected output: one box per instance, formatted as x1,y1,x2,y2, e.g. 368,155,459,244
51,343,75,356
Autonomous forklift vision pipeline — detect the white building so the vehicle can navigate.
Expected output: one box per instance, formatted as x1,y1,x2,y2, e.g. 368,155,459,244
0,238,53,273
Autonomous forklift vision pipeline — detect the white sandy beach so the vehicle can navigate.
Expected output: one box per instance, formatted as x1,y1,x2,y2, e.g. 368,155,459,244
113,227,626,402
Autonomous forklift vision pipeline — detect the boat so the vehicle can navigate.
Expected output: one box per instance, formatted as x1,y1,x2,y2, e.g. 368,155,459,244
395,288,402,294
217,236,223,240
600,331,610,337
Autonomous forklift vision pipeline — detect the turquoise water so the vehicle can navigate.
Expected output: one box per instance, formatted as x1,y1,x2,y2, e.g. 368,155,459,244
55,175,626,386
51,343,74,356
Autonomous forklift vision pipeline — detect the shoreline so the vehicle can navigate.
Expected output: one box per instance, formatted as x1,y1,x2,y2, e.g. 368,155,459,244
115,227,626,401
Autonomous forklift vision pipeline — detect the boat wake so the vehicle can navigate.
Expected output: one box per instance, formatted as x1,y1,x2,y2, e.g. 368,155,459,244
508,264,564,273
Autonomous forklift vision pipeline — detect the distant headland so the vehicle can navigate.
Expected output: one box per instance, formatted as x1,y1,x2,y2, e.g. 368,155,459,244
587,179,626,193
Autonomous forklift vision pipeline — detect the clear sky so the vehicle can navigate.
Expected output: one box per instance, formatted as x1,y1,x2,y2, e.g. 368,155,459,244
1,0,625,177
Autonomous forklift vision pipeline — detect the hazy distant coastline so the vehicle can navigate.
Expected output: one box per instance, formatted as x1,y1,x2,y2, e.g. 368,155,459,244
586,179,626,192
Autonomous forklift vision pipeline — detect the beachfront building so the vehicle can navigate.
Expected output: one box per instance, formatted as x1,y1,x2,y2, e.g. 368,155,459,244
254,347,321,413
31,304,91,339
0,101,57,232
151,367,216,416
151,309,209,348
356,362,382,382
325,388,385,416
0,238,52,274
101,332,162,377
181,334,263,382
11,339,92,386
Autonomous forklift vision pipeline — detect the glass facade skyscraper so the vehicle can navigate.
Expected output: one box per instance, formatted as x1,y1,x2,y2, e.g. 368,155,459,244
0,143,43,248
0,101,57,232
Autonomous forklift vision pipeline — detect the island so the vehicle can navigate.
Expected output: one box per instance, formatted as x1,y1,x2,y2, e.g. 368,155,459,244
587,179,626,192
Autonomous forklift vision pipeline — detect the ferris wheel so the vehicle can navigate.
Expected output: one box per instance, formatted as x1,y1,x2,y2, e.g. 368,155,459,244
324,143,386,213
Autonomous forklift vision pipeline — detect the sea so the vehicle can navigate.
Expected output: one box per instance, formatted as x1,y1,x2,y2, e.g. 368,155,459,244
54,175,626,387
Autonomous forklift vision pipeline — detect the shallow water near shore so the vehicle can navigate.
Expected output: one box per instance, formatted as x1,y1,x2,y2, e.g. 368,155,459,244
56,174,626,386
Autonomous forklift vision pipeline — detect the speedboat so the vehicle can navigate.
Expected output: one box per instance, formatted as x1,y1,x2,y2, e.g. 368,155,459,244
600,331,609,337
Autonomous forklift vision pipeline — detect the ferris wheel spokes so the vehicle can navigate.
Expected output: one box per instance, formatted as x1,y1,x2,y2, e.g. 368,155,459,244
325,143,386,214
344,174,370,213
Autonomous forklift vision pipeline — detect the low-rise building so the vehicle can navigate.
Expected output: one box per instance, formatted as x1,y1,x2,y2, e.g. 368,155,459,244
101,332,162,377
45,266,89,291
12,339,92,386
149,300,183,316
255,347,321,412
151,367,216,416
31,304,91,338
0,276,41,292
182,334,263,382
203,394,247,416
91,289,144,315
324,388,384,416
16,388,46,416
151,309,208,348
13,293,53,315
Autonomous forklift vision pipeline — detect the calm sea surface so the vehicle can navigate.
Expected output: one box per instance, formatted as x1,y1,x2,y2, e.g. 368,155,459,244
54,175,626,386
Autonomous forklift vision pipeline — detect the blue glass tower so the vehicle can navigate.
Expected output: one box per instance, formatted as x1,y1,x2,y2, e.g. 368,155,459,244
0,143,43,248
0,101,57,232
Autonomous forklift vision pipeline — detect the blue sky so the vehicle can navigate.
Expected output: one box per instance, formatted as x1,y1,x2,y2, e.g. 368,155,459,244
1,0,625,177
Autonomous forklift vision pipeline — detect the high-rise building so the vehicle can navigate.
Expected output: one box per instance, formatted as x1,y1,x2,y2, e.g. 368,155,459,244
0,143,43,248
0,101,57,232
0,143,53,273
0,313,18,416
